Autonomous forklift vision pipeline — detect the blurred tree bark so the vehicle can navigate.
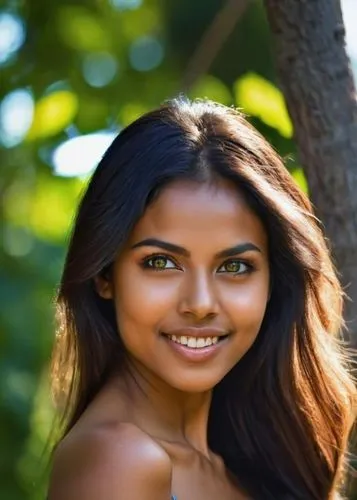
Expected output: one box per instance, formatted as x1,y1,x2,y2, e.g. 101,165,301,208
263,0,357,343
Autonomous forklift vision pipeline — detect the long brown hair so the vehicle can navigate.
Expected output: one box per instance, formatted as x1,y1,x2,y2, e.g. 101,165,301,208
52,97,356,499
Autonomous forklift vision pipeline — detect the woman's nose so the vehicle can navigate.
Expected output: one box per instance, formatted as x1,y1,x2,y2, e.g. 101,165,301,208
177,270,219,320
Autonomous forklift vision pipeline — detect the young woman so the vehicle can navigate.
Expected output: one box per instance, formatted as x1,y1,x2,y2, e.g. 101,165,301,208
48,98,356,499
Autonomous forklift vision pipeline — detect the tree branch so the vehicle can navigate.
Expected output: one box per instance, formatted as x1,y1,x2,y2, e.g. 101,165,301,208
180,0,252,92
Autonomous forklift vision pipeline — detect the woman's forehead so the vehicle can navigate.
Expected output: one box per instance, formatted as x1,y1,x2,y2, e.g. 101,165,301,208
126,180,268,253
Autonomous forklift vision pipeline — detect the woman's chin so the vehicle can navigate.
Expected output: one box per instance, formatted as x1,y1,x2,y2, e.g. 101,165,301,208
166,374,226,394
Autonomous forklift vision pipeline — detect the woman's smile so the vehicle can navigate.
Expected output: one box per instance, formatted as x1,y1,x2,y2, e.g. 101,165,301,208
160,326,231,363
161,332,231,362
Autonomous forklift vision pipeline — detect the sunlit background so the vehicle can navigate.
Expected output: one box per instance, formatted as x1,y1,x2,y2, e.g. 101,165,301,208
1,0,356,498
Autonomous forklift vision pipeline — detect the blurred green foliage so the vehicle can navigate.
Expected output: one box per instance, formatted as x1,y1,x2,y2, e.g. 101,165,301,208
0,0,317,498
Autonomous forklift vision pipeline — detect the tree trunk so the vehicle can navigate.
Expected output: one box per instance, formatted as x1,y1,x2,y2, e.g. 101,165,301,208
263,0,357,343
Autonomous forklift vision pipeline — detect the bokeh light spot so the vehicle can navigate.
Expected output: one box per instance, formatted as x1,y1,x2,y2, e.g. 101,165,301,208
3,369,35,410
0,12,26,64
110,0,142,10
82,52,118,88
0,89,34,147
129,35,164,72
52,131,118,177
3,225,34,257
27,90,78,141
57,6,110,51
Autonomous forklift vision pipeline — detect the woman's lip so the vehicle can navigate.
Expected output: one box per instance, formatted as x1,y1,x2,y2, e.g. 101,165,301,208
163,327,228,338
162,334,229,362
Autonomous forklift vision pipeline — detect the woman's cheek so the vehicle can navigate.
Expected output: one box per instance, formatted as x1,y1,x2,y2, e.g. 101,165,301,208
223,281,269,323
116,270,181,318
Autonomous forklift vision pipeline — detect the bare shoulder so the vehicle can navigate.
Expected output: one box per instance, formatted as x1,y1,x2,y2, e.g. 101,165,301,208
48,422,173,500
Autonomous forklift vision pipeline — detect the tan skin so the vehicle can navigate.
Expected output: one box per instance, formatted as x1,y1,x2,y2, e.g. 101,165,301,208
48,179,270,500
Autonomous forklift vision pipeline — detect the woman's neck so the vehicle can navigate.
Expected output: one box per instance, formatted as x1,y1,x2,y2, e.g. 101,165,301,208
113,357,213,457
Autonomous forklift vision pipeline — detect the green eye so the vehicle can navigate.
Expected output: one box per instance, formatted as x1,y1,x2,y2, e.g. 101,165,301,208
144,255,176,270
225,261,241,273
151,257,168,269
218,260,251,274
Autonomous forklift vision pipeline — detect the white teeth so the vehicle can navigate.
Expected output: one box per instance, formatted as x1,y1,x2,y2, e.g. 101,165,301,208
187,337,197,348
168,335,221,348
196,338,205,348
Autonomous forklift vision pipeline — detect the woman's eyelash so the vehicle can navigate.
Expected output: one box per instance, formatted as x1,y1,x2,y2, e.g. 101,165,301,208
140,254,255,275
217,259,255,275
140,254,179,271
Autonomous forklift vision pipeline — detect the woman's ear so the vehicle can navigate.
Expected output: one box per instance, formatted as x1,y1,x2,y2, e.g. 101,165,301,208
94,265,113,299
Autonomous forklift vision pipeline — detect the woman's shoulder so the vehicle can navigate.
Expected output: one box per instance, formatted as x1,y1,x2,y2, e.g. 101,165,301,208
48,422,173,499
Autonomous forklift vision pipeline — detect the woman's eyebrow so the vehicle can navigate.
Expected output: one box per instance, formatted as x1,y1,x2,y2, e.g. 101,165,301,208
217,242,261,258
131,238,261,258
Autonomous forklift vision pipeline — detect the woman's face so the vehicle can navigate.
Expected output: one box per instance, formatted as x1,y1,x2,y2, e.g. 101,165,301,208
97,179,270,393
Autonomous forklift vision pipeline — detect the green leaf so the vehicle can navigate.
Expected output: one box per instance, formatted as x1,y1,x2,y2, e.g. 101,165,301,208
234,72,293,138
291,167,309,195
189,75,232,106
